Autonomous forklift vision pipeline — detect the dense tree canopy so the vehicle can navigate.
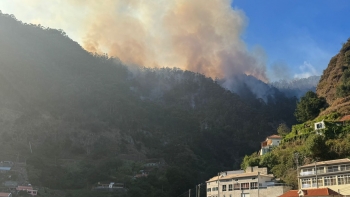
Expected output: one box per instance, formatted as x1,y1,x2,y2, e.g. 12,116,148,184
294,91,327,122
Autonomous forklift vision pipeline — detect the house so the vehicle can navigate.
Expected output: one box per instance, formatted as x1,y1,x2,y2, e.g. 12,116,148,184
0,161,13,172
298,158,350,196
142,158,165,168
92,182,126,193
314,121,326,130
260,135,282,155
279,188,342,197
16,185,37,196
0,193,12,197
339,115,350,125
206,166,291,197
133,170,149,179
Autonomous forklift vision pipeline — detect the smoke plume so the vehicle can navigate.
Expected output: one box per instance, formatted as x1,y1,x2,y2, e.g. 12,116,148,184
0,0,268,81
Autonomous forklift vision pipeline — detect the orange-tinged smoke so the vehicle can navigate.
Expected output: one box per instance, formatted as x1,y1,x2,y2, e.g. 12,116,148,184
1,0,268,82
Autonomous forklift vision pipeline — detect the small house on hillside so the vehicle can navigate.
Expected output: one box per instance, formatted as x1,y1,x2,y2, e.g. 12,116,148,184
260,135,282,156
0,193,12,197
92,182,126,192
0,161,13,172
16,185,37,196
338,115,350,125
142,158,166,168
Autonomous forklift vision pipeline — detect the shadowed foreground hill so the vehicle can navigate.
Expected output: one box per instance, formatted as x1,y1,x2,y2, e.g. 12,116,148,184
0,13,296,197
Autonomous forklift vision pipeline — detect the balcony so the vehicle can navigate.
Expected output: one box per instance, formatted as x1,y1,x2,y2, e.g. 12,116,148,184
299,170,326,176
301,184,311,188
300,171,315,176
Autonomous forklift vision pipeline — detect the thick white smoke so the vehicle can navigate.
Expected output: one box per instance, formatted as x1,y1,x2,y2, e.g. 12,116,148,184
0,0,268,81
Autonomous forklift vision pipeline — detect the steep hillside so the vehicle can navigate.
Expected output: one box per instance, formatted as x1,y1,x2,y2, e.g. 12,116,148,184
0,13,297,196
317,39,350,107
241,38,350,190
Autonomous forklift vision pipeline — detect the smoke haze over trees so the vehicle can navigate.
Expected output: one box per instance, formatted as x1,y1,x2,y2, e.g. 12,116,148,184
0,12,308,196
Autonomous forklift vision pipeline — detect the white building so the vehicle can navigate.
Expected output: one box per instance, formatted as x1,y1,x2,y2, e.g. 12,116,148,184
206,166,290,197
260,135,282,156
298,158,350,196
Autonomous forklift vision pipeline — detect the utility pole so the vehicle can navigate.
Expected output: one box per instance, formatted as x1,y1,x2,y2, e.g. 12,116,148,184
189,189,191,197
196,184,197,197
315,161,318,188
218,172,220,197
29,141,33,154
294,152,300,189
198,184,200,197
258,171,260,197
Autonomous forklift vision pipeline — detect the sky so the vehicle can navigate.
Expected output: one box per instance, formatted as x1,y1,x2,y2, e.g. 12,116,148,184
233,0,350,80
0,0,349,82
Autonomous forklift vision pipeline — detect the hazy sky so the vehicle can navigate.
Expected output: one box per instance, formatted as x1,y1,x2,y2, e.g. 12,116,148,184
0,0,349,81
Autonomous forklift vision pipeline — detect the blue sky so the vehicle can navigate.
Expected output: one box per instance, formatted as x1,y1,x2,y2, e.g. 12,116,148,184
232,0,350,80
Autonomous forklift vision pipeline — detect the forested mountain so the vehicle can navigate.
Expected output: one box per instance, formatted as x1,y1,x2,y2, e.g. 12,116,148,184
271,76,320,98
0,13,297,197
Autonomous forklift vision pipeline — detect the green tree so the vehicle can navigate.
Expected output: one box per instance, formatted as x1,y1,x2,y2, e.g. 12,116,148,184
241,153,260,170
277,123,290,137
294,91,327,122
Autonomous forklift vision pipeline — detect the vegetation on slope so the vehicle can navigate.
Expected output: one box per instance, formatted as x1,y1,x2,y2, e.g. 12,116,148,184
0,12,299,196
317,38,350,104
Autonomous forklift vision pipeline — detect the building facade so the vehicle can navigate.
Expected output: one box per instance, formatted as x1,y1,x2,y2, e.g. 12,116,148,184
206,166,291,197
298,158,350,196
260,135,282,155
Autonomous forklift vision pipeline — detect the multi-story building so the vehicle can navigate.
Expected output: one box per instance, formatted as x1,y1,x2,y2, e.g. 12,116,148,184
298,158,350,196
206,166,291,197
260,135,282,155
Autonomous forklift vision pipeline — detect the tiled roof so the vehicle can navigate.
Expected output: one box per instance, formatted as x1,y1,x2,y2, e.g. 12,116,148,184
206,171,273,182
300,158,350,168
340,115,350,122
267,134,282,139
0,193,10,197
17,185,33,190
279,188,341,197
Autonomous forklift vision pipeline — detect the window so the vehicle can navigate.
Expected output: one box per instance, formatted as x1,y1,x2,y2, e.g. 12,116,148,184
301,178,311,188
228,184,233,191
341,165,350,171
301,168,314,176
338,175,345,185
233,183,240,190
338,174,350,185
324,176,336,186
316,123,323,129
222,185,226,191
250,182,258,189
327,166,339,173
241,183,249,189
316,167,324,174
312,178,323,187
207,188,211,192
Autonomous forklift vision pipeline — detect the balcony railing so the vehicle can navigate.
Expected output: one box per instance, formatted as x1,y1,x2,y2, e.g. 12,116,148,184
299,170,326,176
301,184,311,188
